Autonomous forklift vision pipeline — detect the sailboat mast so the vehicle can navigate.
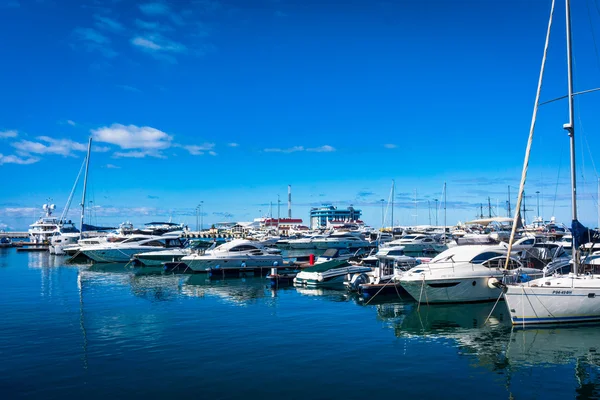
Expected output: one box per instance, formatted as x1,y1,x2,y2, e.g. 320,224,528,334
443,182,447,243
565,0,577,221
80,137,92,240
391,179,395,231
564,0,579,273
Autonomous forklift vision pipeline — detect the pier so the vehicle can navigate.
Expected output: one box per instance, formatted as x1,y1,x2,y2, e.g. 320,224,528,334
0,232,29,239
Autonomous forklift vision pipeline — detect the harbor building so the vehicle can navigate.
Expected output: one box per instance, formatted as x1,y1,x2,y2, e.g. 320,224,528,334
309,204,362,230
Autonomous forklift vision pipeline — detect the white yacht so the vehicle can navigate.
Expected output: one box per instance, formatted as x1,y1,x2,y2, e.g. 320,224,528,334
79,234,185,263
28,203,79,244
132,239,209,267
284,233,329,249
311,231,371,249
386,233,451,254
397,245,544,304
180,239,284,272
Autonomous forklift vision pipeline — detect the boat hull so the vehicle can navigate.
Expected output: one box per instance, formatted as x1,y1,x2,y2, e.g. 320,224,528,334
134,250,187,266
504,280,600,325
400,276,502,304
82,247,168,263
183,255,284,272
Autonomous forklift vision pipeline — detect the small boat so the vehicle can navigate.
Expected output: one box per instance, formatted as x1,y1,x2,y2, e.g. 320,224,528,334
0,237,12,248
346,246,418,297
293,259,372,287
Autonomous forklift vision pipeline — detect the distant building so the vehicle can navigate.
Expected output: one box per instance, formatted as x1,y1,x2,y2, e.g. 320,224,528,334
309,204,362,230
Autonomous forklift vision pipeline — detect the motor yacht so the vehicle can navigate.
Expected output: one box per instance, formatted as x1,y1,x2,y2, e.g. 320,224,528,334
132,239,210,267
386,233,450,255
28,203,79,244
180,239,284,272
79,234,185,263
397,244,546,304
311,231,371,250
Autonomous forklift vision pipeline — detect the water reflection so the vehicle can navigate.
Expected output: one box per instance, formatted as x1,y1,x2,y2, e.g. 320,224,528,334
374,299,600,398
182,275,275,305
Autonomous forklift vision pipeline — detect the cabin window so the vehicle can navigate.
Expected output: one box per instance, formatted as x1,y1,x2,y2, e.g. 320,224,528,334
229,245,257,252
471,251,503,263
140,240,166,247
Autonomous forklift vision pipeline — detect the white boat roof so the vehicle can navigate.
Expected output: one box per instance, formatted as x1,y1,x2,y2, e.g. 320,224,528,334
215,239,263,250
430,244,507,263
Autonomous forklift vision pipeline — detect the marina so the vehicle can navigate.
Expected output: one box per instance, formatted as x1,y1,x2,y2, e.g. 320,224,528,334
3,0,600,397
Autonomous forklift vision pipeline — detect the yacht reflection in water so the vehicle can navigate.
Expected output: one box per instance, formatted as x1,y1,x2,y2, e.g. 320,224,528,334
375,300,600,398
182,275,290,305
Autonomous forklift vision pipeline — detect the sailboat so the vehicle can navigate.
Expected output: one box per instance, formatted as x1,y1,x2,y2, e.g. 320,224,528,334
502,0,600,325
50,137,92,255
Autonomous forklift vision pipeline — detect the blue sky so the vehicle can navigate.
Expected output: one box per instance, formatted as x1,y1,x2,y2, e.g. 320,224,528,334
1,0,600,231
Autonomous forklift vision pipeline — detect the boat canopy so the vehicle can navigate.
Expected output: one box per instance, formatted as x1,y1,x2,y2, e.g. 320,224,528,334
300,259,350,273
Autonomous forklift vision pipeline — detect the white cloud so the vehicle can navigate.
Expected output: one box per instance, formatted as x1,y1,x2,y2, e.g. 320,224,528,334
67,120,76,126
227,142,239,147
0,153,40,165
11,136,87,157
92,145,111,153
384,144,397,149
0,207,39,217
131,34,186,53
106,164,121,169
0,130,18,139
113,150,165,159
208,151,217,156
92,124,173,157
183,143,215,155
73,27,117,58
139,2,170,15
307,145,335,152
264,146,304,153
94,15,125,33
263,145,336,153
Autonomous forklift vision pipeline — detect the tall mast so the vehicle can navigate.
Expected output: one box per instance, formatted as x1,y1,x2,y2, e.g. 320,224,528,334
443,182,447,243
564,0,578,273
80,137,92,240
507,186,512,217
391,179,395,231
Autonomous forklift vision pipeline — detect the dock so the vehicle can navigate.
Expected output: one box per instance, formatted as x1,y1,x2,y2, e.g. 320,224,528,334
0,232,29,239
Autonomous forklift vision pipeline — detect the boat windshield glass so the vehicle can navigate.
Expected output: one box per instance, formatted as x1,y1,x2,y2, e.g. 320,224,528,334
471,251,504,263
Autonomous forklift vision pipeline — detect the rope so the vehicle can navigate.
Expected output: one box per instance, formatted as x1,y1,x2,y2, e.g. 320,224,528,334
417,274,426,311
363,279,395,306
483,287,504,326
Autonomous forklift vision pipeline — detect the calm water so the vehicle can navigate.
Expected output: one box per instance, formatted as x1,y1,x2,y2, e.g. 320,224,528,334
1,248,599,399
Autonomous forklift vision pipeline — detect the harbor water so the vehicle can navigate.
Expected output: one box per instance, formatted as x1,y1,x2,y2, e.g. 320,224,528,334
1,247,599,399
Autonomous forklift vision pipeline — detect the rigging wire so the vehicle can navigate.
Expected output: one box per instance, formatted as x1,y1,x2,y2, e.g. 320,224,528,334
585,0,600,70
